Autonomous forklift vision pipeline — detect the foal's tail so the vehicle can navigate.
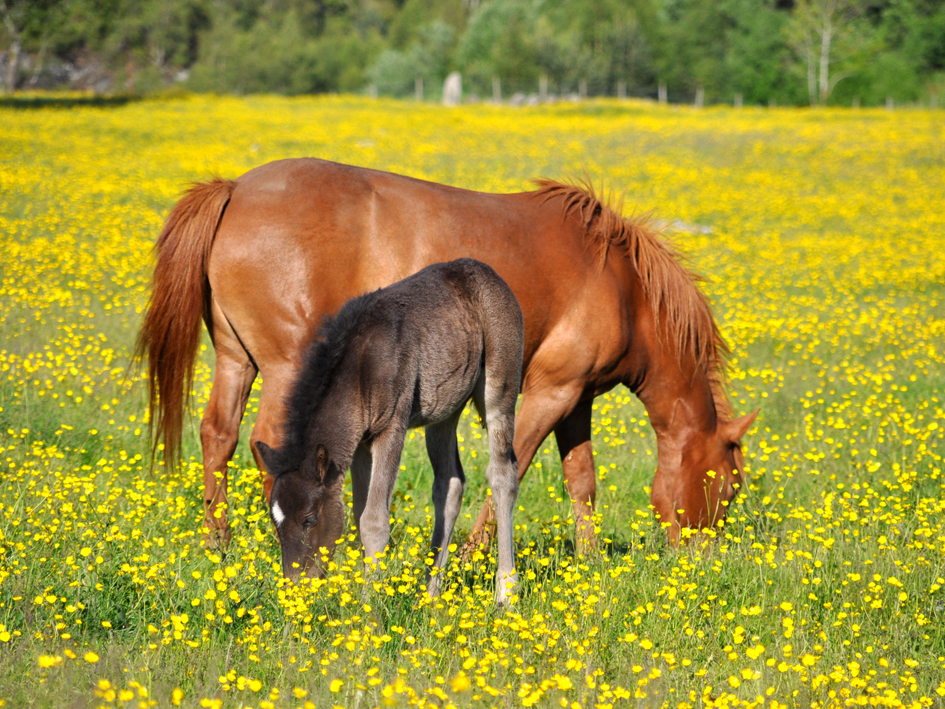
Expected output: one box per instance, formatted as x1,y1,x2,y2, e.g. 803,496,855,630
134,179,234,468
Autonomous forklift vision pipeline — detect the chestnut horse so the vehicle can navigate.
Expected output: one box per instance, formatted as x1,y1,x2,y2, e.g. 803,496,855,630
136,158,756,549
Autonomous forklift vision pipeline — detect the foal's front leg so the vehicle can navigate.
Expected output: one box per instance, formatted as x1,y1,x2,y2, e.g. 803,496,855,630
425,413,466,597
358,426,407,566
350,442,372,534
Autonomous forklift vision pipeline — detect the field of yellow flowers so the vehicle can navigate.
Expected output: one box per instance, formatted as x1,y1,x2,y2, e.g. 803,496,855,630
1,94,943,709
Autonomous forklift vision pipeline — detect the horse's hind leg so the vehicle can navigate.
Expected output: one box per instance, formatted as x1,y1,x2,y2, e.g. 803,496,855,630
424,411,466,597
200,298,257,547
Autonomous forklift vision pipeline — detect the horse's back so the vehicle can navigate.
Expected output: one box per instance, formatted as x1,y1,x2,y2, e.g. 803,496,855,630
207,158,627,395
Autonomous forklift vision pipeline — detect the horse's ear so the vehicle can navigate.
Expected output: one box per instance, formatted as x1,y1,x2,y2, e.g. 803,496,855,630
256,441,277,472
314,443,330,480
723,410,758,444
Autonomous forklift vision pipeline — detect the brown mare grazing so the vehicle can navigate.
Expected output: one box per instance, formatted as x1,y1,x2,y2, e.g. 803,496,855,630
137,158,757,550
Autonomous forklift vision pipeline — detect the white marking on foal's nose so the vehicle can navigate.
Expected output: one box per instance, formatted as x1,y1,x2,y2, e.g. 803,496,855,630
271,500,285,527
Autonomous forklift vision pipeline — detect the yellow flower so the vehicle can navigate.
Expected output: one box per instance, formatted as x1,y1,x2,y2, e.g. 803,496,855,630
450,672,470,692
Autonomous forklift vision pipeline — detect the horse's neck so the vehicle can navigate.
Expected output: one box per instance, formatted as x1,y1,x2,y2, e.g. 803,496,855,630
632,348,718,445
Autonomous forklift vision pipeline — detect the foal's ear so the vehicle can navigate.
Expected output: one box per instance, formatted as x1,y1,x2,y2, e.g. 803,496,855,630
313,443,330,480
256,441,277,473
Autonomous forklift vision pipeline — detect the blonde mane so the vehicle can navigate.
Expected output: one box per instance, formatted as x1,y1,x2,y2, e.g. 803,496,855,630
534,179,733,422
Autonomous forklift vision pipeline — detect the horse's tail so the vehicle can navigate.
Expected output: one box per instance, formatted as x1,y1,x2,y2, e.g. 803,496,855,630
134,178,234,468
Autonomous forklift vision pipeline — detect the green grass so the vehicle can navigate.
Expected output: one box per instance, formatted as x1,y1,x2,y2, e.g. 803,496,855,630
0,95,943,708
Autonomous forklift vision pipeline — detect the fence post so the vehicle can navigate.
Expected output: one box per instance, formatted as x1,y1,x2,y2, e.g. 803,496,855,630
695,85,704,108
368,84,378,99
886,96,894,111
734,93,742,108
617,81,626,100
492,77,501,104
658,84,667,105
579,79,587,99
539,75,548,102
415,77,423,101
852,97,859,108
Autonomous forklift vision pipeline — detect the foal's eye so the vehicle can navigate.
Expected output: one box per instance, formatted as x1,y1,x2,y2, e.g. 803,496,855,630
302,515,318,529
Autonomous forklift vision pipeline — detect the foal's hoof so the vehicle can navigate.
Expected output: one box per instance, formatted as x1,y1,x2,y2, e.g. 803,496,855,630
495,572,519,607
202,526,231,549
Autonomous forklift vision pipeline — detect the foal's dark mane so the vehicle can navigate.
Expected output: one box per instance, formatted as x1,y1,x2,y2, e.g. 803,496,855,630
535,179,734,422
271,289,381,476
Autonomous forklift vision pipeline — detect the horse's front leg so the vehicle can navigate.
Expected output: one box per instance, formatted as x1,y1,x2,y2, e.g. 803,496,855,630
554,399,597,555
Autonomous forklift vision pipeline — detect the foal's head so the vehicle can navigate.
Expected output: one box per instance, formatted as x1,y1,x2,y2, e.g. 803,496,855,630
256,442,346,581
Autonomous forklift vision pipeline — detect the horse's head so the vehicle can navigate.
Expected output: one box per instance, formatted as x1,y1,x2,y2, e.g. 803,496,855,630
651,407,757,544
256,441,345,581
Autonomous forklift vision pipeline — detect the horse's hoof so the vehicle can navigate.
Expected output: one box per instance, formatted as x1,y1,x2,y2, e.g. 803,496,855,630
459,533,491,563
202,526,231,549
575,534,598,557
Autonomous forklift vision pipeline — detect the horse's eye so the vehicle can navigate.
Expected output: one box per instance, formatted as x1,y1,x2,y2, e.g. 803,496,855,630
302,515,318,529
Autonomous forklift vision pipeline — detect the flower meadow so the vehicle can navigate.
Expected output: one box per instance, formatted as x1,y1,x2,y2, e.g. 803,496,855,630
0,95,944,709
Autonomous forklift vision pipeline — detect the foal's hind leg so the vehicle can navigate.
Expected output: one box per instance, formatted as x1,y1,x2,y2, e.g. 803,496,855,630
424,411,466,597
483,402,520,605
467,383,584,550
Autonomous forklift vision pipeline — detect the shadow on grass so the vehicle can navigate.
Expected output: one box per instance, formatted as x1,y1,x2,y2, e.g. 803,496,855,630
0,94,138,109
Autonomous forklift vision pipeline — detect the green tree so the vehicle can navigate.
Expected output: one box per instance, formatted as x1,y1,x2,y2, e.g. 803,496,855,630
724,0,804,105
1,0,71,91
367,19,455,95
654,0,732,99
786,0,873,105
457,0,538,94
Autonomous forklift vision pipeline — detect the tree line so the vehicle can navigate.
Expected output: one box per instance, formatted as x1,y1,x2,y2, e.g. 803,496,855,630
2,0,944,106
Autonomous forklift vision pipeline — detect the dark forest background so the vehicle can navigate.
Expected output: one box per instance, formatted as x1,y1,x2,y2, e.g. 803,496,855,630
2,0,944,105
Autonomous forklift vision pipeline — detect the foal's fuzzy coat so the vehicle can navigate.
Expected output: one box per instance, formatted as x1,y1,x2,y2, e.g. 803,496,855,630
256,259,524,603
